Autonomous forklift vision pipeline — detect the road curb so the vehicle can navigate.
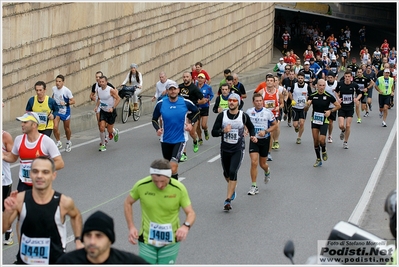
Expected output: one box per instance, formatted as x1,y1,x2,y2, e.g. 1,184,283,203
4,47,283,139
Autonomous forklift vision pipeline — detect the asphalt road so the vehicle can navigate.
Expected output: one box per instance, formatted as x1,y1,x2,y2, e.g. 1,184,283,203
2,77,397,264
2,9,397,266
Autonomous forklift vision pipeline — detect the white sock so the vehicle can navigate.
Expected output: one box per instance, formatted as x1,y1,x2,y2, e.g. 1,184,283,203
100,132,105,145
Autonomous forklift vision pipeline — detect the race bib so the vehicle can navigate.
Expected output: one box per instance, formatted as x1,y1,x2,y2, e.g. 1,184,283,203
254,124,268,139
342,52,347,57
305,74,310,81
297,96,306,107
224,129,239,144
99,101,109,112
148,222,173,247
58,106,66,115
37,112,48,125
264,100,275,109
313,112,324,125
331,67,337,73
342,94,353,104
20,234,50,265
19,161,32,184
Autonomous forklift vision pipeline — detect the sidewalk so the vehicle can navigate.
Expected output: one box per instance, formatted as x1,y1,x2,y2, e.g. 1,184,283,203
3,47,284,139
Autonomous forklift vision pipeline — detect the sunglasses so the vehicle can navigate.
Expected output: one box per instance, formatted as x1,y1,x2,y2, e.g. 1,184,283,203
228,99,238,103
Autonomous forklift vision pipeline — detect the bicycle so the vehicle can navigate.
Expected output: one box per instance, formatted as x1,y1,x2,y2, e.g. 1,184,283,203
118,85,142,123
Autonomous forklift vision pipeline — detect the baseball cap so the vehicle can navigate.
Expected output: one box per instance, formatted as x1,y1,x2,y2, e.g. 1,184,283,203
384,68,390,73
16,112,40,124
197,73,206,79
327,71,336,77
166,81,179,90
228,93,241,104
279,57,284,61
81,211,115,244
304,61,310,65
322,53,327,57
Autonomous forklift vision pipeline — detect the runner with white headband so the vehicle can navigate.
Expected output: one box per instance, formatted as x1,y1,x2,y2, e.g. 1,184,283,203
124,159,196,264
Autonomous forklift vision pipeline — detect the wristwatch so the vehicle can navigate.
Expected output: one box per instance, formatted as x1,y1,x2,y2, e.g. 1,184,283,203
183,222,191,229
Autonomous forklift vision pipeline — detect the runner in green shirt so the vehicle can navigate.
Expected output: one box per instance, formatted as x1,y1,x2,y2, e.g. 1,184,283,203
124,159,196,264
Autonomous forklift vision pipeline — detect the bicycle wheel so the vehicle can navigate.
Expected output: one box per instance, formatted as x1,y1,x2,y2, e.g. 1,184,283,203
133,97,142,121
121,98,130,123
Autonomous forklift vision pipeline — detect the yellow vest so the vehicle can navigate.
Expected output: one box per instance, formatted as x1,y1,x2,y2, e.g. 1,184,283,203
377,76,394,96
32,95,54,130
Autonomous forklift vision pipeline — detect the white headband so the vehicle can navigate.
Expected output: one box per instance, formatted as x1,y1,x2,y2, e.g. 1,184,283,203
150,167,172,178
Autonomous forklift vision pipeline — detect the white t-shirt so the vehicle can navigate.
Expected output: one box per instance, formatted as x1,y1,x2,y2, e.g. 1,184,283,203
2,131,12,186
122,72,143,88
155,79,172,99
246,107,275,139
52,86,73,115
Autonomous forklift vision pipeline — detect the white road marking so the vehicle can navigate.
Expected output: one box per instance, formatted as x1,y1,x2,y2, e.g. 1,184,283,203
208,155,220,162
348,118,397,225
178,177,186,181
10,122,152,169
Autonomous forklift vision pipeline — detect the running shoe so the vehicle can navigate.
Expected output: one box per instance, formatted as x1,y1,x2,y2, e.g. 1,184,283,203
283,114,288,121
114,128,119,142
364,112,369,117
99,145,106,152
3,230,13,245
274,141,280,149
327,136,333,143
382,121,387,127
248,185,259,195
204,130,209,140
379,111,383,119
223,199,232,211
357,118,362,123
287,120,292,127
267,153,273,161
264,168,271,184
198,139,203,145
369,103,372,111
230,191,236,201
180,153,187,162
294,126,299,133
313,159,322,167
65,141,72,152
193,142,199,153
105,137,108,146
108,132,113,140
340,131,345,140
296,138,301,144
343,142,348,149
56,140,62,149
322,151,328,161
271,141,276,149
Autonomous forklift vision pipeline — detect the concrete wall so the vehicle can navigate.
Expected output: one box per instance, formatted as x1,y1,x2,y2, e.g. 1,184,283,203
2,2,275,122
332,3,396,27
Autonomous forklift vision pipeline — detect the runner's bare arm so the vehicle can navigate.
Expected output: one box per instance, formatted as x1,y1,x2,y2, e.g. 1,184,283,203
124,195,139,245
61,195,84,249
53,155,64,170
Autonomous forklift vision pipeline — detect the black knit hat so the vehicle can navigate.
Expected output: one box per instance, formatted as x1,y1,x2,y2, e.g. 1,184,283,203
81,211,115,244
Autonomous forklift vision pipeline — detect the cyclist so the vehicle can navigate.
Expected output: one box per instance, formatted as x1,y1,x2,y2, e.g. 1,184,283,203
120,63,142,111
